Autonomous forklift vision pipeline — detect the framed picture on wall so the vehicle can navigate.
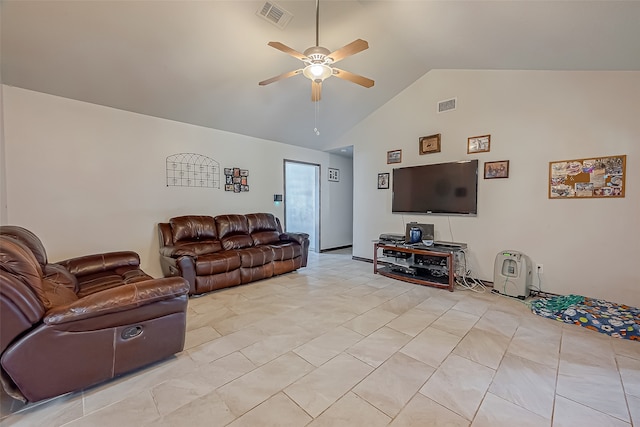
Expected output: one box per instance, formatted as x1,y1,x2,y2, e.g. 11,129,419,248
468,135,491,154
419,134,441,154
387,150,402,164
328,168,340,182
484,160,509,179
378,173,390,189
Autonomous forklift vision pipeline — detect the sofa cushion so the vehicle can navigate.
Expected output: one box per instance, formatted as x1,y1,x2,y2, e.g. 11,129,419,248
170,216,217,242
172,241,222,256
215,215,254,250
238,247,274,268
195,252,241,275
246,213,281,246
269,242,302,261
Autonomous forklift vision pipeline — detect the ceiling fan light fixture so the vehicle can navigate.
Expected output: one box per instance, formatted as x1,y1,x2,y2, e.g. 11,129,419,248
303,63,332,81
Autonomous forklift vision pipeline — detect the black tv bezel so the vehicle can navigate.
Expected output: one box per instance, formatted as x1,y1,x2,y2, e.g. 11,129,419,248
391,159,479,216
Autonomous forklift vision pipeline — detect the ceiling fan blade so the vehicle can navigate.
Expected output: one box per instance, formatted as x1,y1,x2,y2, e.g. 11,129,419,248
267,42,308,61
259,69,303,86
327,39,369,63
332,68,375,88
312,80,322,102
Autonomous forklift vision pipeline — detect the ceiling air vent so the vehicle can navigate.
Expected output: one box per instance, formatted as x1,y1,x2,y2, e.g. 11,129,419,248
437,98,457,113
257,2,293,30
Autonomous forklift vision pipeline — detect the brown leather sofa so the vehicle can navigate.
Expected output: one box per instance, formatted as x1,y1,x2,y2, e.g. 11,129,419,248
0,226,190,403
158,213,309,295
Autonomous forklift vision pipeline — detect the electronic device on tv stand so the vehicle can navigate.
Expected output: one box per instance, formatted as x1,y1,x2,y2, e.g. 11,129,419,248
434,241,467,249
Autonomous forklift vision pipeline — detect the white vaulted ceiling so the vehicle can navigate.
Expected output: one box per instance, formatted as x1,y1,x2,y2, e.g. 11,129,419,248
2,1,640,151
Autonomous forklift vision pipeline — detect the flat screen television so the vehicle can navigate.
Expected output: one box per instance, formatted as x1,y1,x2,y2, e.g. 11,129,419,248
392,159,478,215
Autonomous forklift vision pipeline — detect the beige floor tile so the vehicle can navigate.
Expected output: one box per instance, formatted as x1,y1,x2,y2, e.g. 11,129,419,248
389,393,470,427
451,296,492,317
431,309,480,337
307,392,391,427
66,391,159,427
507,323,561,369
386,307,438,337
471,392,550,427
556,358,629,422
240,324,314,366
226,392,311,427
377,292,423,315
353,352,434,417
473,309,520,338
346,327,412,367
612,338,640,361
82,353,197,415
453,327,510,370
183,325,221,350
489,353,556,419
187,327,264,365
616,355,640,398
148,391,237,427
414,295,459,316
216,352,314,416
552,395,631,427
400,326,462,368
0,393,83,427
293,326,364,367
420,354,494,420
627,394,640,426
560,326,617,370
284,353,373,417
150,352,256,416
342,307,398,335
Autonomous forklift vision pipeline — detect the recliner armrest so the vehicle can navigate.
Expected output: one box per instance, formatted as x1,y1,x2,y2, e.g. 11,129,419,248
43,277,189,325
56,251,141,278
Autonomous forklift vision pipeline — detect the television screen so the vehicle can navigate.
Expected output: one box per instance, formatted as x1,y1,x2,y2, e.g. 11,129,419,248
392,160,478,215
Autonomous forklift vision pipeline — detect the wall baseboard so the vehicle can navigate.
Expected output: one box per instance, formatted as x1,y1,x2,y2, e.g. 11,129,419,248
320,245,352,253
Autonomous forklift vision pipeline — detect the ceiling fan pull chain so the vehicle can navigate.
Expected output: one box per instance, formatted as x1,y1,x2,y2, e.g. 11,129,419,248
314,101,320,136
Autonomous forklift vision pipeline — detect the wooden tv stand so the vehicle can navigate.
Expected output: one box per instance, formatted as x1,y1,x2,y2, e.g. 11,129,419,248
373,242,458,292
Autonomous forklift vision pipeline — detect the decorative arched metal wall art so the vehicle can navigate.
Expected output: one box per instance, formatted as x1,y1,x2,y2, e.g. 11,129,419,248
166,153,220,188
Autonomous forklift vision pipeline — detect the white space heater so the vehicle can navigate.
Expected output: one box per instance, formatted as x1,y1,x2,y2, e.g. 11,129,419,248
493,250,532,299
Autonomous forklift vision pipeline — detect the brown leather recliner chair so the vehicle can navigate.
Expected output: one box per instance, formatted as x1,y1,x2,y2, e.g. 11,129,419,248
0,226,190,403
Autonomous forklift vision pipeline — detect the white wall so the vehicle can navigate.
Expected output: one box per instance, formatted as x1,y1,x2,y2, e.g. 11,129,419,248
337,70,640,307
0,85,7,224
322,153,353,250
2,86,352,277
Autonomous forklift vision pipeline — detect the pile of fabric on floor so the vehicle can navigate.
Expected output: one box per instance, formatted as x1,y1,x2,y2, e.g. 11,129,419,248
530,294,640,340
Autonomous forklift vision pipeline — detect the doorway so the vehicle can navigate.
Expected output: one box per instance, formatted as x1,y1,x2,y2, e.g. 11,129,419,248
284,160,320,252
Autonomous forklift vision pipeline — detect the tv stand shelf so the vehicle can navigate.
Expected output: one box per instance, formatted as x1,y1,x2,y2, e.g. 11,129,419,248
374,242,455,292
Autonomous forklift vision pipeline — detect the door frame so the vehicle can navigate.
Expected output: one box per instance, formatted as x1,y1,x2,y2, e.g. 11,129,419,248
283,159,321,252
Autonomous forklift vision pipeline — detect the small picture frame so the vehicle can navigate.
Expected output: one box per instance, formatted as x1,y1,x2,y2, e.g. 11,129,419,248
419,133,441,155
387,149,402,164
484,160,509,179
328,168,340,182
378,172,390,189
468,135,491,154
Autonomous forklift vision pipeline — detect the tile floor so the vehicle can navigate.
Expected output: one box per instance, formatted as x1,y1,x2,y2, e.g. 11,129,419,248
1,249,639,426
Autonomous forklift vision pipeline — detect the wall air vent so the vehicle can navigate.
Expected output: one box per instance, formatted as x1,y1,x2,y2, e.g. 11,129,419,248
256,2,293,29
437,97,457,113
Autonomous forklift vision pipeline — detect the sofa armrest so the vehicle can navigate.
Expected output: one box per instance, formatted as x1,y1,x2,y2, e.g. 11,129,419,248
280,232,310,267
160,246,197,258
280,232,309,246
56,251,141,278
159,255,197,295
43,277,189,325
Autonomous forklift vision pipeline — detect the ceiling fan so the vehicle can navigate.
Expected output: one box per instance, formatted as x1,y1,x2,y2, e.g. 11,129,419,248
259,0,374,102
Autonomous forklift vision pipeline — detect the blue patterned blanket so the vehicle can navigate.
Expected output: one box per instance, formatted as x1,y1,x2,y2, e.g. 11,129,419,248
530,295,640,340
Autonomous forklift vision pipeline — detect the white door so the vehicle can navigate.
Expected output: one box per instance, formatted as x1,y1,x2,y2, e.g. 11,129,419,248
284,160,320,252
